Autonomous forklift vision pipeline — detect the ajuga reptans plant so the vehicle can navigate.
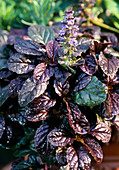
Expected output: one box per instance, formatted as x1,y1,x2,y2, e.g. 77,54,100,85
0,1,119,169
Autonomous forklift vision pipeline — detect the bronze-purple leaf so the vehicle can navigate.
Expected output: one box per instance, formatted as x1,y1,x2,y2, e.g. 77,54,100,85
77,146,91,170
7,53,35,74
54,67,71,96
90,122,111,143
29,93,56,112
46,40,59,62
68,103,90,135
14,38,46,56
74,72,91,91
66,146,78,170
18,77,49,107
56,147,67,166
34,124,55,155
79,55,98,75
47,129,73,147
33,63,54,84
104,92,119,118
0,115,5,139
112,115,119,130
9,78,24,98
25,110,48,122
24,93,56,121
84,138,103,164
99,52,119,80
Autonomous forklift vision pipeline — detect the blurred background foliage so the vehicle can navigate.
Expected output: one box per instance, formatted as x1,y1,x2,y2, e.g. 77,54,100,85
0,0,118,32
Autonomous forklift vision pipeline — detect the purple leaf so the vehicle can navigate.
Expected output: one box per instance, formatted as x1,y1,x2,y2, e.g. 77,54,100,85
90,122,111,143
112,115,119,130
14,38,45,56
54,67,71,96
84,138,103,164
104,92,119,118
74,72,91,91
79,55,98,75
48,129,73,147
25,110,48,122
18,77,49,107
24,93,56,121
77,146,91,169
9,78,24,98
34,124,55,155
68,103,90,135
7,53,35,74
46,40,59,62
99,52,119,79
66,146,78,170
33,63,55,84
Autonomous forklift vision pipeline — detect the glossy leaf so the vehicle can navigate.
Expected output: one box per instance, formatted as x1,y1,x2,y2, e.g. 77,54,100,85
34,124,55,155
72,76,107,106
9,78,24,98
68,103,90,134
112,115,119,130
46,40,59,61
0,115,5,139
33,63,54,84
74,72,91,91
66,146,78,170
54,67,71,96
14,38,45,56
0,85,9,107
25,110,48,122
104,47,119,58
25,93,56,121
27,92,56,112
28,25,55,45
48,129,73,147
77,146,91,170
79,55,98,75
56,147,67,166
7,53,35,74
84,138,103,164
76,37,93,55
99,52,119,79
91,122,111,143
18,77,48,107
104,92,119,118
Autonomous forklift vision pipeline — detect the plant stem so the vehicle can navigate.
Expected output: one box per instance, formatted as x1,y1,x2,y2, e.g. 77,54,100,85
89,18,119,34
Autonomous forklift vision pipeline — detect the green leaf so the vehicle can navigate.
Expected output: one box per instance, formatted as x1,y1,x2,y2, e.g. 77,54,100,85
104,0,119,19
72,76,107,106
0,85,9,107
28,25,55,45
18,77,49,107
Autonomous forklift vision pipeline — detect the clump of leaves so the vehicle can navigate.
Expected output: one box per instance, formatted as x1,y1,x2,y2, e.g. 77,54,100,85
0,3,119,170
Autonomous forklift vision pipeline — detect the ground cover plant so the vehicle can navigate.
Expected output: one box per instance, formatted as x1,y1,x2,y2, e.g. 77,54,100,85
0,0,119,169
